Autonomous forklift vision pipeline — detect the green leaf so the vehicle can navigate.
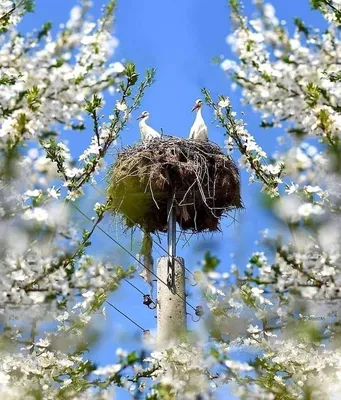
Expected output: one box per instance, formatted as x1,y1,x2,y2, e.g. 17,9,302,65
0,74,16,85
261,72,272,83
202,251,220,273
23,0,35,13
37,22,52,40
318,108,331,131
127,351,138,364
310,0,325,9
125,62,139,85
305,82,320,107
85,94,103,113
26,86,41,111
249,254,264,268
294,17,309,36
260,121,274,129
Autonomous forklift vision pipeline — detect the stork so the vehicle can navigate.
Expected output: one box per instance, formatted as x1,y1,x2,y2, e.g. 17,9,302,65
137,111,161,142
189,99,208,141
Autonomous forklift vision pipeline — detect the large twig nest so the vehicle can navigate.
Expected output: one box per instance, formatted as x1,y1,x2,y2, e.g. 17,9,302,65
107,136,242,233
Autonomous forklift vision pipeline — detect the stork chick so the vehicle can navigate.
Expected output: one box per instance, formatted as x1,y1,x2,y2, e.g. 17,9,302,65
137,111,161,142
189,99,208,141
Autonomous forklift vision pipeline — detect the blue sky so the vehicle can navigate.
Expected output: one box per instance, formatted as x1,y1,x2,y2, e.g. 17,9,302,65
21,1,325,398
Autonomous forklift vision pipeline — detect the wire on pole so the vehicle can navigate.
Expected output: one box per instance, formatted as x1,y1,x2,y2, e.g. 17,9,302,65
72,203,197,312
105,300,146,332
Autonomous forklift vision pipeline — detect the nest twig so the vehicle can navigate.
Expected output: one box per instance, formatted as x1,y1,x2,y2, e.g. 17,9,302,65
107,136,242,233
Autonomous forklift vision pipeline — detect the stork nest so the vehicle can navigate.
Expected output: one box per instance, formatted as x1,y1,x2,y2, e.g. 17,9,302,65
107,136,242,233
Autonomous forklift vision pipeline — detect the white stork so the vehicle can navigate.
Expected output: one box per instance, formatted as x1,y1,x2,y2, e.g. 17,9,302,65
189,99,208,141
137,111,161,142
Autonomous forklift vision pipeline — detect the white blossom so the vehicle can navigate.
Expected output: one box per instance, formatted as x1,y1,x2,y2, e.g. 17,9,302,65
22,207,49,222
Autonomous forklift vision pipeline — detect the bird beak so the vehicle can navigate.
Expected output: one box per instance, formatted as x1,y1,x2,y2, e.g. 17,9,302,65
136,115,143,120
191,104,200,112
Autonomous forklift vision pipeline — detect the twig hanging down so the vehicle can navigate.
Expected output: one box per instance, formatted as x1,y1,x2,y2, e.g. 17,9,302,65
138,230,154,292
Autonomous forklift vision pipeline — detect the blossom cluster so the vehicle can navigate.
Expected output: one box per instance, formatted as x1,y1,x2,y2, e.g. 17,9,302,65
0,2,154,399
190,0,341,397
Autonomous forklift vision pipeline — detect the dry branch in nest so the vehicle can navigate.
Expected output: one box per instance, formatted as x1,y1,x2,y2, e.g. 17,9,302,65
107,136,242,233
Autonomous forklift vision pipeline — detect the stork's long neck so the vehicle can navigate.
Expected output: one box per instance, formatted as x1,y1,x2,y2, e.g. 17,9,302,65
139,117,149,127
196,107,203,121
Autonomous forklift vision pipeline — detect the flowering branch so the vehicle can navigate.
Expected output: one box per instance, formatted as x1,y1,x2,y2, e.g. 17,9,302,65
202,88,283,197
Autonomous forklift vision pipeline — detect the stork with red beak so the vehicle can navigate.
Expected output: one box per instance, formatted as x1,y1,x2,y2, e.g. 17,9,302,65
189,99,208,141
137,111,161,142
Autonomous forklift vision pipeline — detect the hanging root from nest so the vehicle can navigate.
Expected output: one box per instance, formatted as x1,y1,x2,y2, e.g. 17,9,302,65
107,136,243,233
139,230,154,292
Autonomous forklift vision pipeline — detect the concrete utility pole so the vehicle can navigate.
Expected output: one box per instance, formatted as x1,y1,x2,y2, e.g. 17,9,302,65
157,256,186,345
156,192,186,346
